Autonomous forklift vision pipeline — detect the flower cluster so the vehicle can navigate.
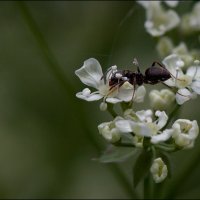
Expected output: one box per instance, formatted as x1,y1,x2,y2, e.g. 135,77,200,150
75,1,200,187
75,56,199,184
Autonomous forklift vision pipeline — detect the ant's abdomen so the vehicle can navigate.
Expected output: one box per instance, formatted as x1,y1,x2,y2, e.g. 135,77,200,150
145,67,171,83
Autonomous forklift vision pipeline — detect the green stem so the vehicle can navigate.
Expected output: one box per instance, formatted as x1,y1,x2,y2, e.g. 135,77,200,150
163,104,181,130
113,142,135,148
17,1,135,198
107,103,118,118
154,144,177,152
164,145,200,199
120,102,132,112
144,174,152,199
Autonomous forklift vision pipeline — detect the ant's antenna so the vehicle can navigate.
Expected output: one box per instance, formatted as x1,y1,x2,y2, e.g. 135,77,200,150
133,58,141,73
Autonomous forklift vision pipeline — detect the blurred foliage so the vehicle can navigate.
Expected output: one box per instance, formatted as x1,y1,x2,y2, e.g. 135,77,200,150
0,1,199,199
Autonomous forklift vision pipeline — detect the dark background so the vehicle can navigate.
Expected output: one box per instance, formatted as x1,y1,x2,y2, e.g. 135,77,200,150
0,1,199,198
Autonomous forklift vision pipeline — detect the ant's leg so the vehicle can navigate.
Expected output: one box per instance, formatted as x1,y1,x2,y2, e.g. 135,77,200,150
161,82,172,89
151,61,165,68
130,78,136,102
152,61,183,81
162,82,191,98
101,66,117,84
107,81,126,96
101,67,112,84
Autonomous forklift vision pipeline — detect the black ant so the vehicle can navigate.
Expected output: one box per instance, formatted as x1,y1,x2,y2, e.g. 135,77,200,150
102,58,183,100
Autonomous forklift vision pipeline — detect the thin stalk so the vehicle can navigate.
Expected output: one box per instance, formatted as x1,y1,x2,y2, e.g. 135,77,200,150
154,144,177,152
144,175,152,199
163,104,181,130
113,142,135,148
107,103,118,118
17,1,136,198
164,145,200,199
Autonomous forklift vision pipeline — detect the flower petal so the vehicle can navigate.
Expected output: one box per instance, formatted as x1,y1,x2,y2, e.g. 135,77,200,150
116,119,152,137
106,97,122,104
155,111,168,130
163,54,184,74
145,10,180,37
115,120,134,133
175,88,191,105
136,110,153,123
186,66,200,80
116,88,133,102
75,58,103,89
165,1,179,8
151,129,173,144
137,1,153,9
76,88,102,101
191,81,200,94
133,86,146,103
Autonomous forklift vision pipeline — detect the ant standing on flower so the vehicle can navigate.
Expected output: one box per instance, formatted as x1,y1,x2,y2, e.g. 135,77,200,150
102,58,177,100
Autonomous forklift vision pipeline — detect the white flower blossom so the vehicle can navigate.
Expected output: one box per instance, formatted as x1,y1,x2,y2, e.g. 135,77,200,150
138,1,180,37
163,54,200,104
150,157,168,183
172,42,194,66
98,117,123,143
172,119,199,148
75,58,146,104
164,1,179,8
149,89,175,110
157,39,195,65
180,2,200,34
115,109,173,144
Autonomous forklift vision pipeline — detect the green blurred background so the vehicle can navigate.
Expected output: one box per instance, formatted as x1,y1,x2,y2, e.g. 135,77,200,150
0,1,200,198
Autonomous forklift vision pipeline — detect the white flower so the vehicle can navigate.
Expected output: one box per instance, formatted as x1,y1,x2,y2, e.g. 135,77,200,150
150,157,168,183
149,89,175,110
172,42,194,66
180,2,200,34
163,54,200,104
157,38,194,65
165,1,179,8
138,1,180,37
98,117,122,143
172,119,199,148
75,58,146,104
115,109,173,144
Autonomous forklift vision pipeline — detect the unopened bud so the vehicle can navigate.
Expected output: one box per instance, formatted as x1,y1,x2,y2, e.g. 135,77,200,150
100,102,107,111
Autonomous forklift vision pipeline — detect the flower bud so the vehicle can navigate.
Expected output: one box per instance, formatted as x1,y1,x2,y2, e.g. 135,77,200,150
99,102,107,111
132,135,143,148
150,158,168,183
149,89,175,110
172,119,199,148
194,59,200,65
98,117,122,143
